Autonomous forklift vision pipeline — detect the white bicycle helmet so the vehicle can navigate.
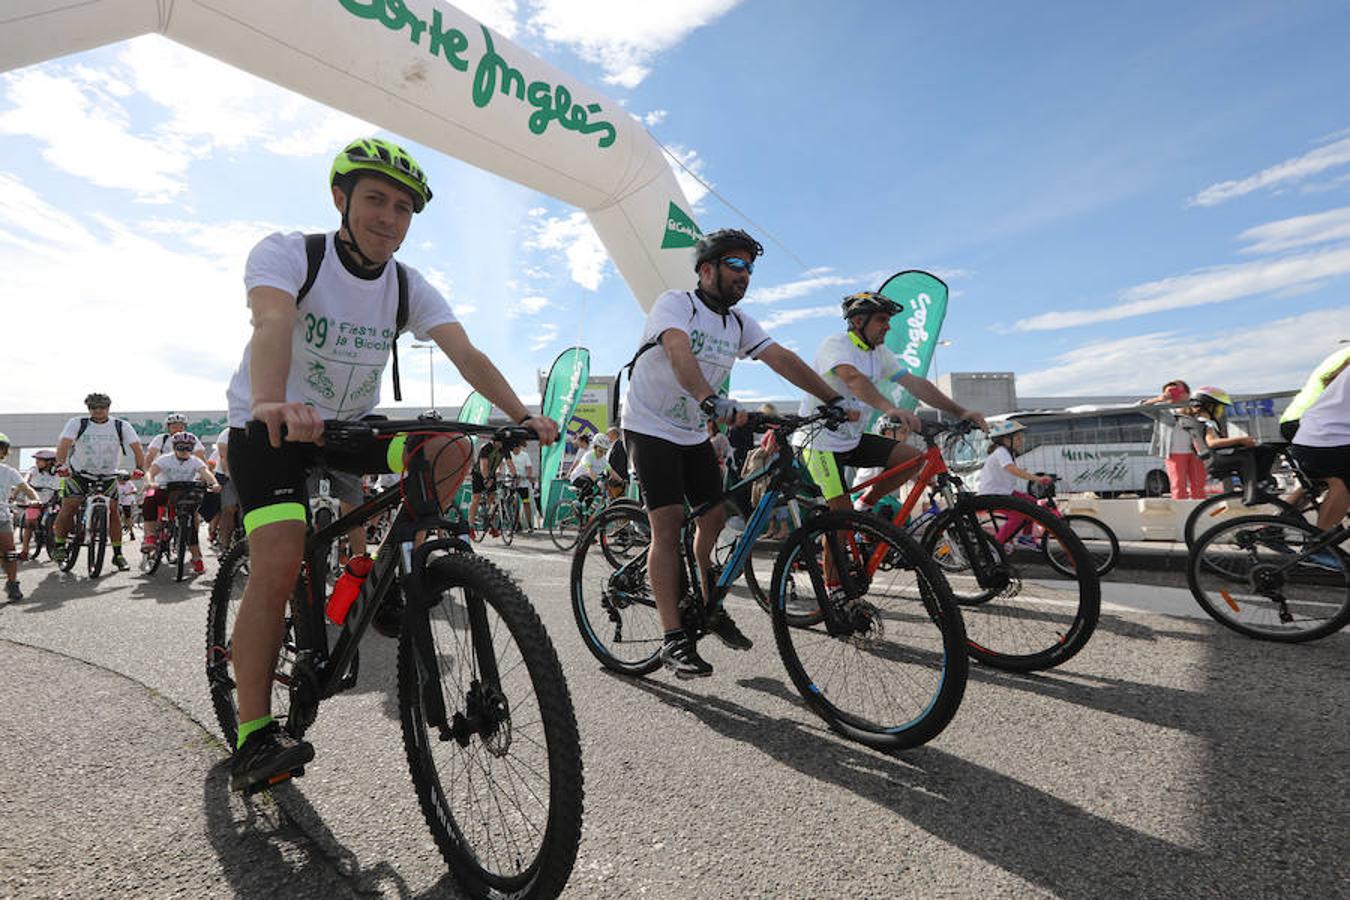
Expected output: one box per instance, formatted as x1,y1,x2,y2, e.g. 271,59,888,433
987,420,1025,439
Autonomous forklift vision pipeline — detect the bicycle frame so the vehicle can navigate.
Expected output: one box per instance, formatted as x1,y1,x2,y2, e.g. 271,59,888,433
284,429,509,744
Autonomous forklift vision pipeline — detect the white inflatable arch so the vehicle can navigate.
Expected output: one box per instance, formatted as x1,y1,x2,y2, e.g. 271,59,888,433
4,0,702,310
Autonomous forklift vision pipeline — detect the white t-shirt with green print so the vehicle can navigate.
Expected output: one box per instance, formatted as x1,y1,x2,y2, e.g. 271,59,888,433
621,290,775,446
226,231,457,428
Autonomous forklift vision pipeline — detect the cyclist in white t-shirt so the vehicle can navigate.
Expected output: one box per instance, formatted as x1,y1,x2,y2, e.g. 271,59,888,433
0,434,40,601
508,441,536,529
1289,363,1350,558
222,137,557,793
621,227,849,678
53,392,147,570
798,292,987,514
977,420,1052,549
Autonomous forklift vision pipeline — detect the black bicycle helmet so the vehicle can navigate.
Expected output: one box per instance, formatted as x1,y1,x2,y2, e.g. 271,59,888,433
84,392,111,408
841,291,903,320
693,228,764,272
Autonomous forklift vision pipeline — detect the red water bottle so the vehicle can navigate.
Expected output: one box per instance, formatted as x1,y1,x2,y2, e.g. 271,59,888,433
326,554,374,625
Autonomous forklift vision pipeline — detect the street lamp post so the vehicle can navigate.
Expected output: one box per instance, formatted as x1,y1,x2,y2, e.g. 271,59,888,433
410,342,436,410
932,339,954,382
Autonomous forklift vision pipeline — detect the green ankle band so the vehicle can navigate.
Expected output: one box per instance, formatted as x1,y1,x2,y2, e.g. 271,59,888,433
236,714,273,749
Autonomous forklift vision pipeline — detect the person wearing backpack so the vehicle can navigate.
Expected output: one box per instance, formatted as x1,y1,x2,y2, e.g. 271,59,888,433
620,227,849,679
222,137,557,794
53,392,146,570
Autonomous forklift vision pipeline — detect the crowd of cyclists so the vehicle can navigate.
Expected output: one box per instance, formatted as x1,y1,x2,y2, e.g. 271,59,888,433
2,135,1346,804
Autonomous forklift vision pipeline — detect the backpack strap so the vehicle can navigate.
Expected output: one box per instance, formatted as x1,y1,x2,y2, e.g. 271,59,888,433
296,233,326,303
75,417,90,442
73,417,128,453
391,262,408,402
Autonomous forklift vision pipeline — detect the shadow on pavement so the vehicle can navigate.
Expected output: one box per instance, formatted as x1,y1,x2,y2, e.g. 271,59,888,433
626,673,1214,898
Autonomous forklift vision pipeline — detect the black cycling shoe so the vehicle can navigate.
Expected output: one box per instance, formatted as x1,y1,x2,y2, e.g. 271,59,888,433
230,722,314,794
660,636,713,679
5,581,22,602
706,607,753,651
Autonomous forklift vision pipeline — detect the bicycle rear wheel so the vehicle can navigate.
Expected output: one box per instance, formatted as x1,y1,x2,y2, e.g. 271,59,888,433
1187,515,1350,642
1185,490,1302,549
205,541,299,744
922,494,1101,672
1043,514,1119,577
399,552,583,898
85,505,107,577
499,495,516,546
570,504,664,675
770,511,967,750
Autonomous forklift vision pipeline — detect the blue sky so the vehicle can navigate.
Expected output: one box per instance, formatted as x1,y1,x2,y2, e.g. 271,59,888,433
2,0,1349,414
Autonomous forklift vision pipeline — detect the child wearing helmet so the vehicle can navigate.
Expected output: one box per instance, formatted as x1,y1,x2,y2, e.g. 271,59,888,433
19,451,61,561
1177,387,1256,462
978,420,1053,548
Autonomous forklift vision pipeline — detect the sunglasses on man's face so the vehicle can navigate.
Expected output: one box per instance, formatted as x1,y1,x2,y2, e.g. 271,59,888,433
720,256,754,275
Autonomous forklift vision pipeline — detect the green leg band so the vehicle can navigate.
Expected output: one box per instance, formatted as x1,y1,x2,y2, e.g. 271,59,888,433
386,434,408,474
802,448,846,500
237,714,273,749
243,502,307,536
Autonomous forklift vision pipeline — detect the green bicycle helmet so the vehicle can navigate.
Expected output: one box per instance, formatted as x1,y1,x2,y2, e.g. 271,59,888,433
330,137,433,213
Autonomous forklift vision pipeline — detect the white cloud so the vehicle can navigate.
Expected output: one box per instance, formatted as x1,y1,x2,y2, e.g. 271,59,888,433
0,174,256,410
639,109,668,127
514,295,552,316
531,323,560,351
423,266,453,297
1238,206,1350,255
743,270,858,306
1011,243,1350,331
660,143,711,207
454,0,521,38
527,0,744,88
758,304,838,330
526,210,609,290
0,67,196,201
1188,135,1350,207
1017,307,1350,396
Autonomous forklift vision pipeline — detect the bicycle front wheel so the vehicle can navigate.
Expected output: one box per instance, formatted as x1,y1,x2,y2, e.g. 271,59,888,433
399,552,583,898
771,511,968,750
1043,514,1119,577
923,494,1101,672
87,506,107,578
205,540,299,744
1187,515,1350,642
175,519,190,582
570,504,664,675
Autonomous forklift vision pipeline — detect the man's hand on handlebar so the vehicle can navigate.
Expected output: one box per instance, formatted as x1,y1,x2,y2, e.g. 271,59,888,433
253,401,324,449
519,415,560,445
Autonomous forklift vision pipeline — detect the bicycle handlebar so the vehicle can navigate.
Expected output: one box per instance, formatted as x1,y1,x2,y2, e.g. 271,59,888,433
273,417,542,450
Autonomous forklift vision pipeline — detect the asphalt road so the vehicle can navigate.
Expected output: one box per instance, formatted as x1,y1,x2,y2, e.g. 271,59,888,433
1,534,1347,898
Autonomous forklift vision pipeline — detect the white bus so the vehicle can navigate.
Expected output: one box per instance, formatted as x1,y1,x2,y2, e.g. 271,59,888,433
950,407,1170,497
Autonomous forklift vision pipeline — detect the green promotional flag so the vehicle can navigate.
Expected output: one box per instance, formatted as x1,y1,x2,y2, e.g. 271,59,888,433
457,391,493,425
537,347,591,519
878,270,950,412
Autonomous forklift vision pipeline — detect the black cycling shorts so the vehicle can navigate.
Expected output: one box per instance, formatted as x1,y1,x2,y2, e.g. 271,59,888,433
802,433,899,500
227,422,406,536
625,430,721,511
1290,443,1350,484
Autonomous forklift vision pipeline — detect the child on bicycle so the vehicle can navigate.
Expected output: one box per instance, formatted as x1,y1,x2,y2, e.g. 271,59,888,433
19,450,60,562
144,436,221,574
978,420,1052,549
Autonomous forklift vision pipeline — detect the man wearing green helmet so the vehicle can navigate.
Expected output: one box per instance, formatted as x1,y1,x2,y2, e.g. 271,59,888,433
797,291,986,514
222,136,558,793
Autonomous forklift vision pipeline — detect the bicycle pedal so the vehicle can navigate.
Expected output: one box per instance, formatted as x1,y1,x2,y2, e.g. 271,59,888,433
245,765,306,796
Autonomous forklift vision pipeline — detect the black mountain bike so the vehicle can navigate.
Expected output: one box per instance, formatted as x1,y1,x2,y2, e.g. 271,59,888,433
571,409,969,751
205,419,583,898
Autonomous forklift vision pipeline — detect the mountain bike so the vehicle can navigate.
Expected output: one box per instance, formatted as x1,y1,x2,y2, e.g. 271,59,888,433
549,482,609,552
141,482,208,581
496,475,522,546
59,473,118,577
571,409,969,751
847,421,1102,672
205,418,583,898
1187,511,1350,642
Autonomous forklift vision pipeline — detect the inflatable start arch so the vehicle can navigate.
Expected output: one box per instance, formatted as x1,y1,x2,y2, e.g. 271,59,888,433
3,0,701,309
